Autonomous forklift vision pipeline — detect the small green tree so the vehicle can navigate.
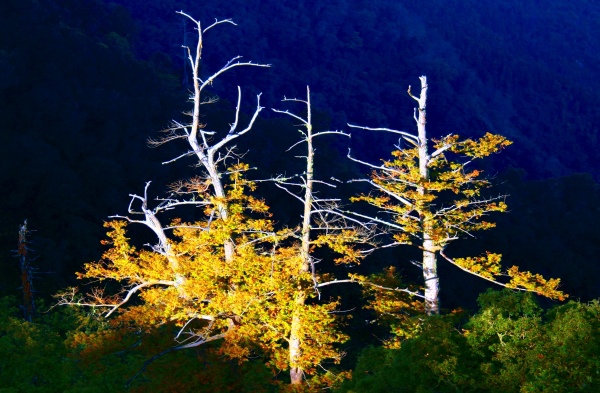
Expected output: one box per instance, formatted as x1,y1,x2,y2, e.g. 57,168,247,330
348,76,565,315
339,290,600,393
467,290,600,393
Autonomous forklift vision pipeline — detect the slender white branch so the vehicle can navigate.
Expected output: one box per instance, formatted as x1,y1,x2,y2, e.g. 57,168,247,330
210,93,264,154
229,86,242,133
342,210,408,232
162,150,195,165
316,279,425,299
202,18,236,33
274,183,305,204
200,59,270,92
347,151,418,184
312,130,351,138
430,143,452,158
348,123,419,142
407,84,420,102
59,280,177,317
272,108,307,124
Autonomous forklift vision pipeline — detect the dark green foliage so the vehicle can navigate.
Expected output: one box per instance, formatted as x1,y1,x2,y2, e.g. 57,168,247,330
339,290,600,393
340,317,478,393
4,291,598,392
466,290,600,392
338,314,483,393
0,297,277,392
0,297,77,392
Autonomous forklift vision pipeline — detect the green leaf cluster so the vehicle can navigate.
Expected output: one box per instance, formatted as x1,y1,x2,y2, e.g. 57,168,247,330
339,290,600,393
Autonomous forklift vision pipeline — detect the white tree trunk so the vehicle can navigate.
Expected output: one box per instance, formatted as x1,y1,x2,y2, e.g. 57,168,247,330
422,236,439,315
289,87,313,385
413,76,440,315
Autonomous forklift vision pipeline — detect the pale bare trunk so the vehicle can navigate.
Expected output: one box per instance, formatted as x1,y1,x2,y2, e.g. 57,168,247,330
289,88,313,385
187,30,235,262
422,236,439,315
18,220,35,322
413,76,439,315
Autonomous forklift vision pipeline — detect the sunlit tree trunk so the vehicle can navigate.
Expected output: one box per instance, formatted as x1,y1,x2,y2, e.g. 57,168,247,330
273,87,360,386
288,92,314,385
412,77,440,315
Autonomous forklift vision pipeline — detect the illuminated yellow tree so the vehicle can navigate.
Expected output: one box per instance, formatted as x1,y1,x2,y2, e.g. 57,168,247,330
349,76,565,315
56,10,280,363
56,15,364,390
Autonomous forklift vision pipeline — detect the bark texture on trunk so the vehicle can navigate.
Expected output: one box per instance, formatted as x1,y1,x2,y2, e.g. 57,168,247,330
413,76,440,315
289,291,306,385
422,236,439,315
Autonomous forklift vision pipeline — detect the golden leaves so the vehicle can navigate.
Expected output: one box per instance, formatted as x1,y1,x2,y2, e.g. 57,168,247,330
357,267,424,344
313,230,364,265
450,132,513,158
451,253,567,301
72,164,356,381
453,252,503,280
353,127,565,324
354,133,514,249
506,266,567,301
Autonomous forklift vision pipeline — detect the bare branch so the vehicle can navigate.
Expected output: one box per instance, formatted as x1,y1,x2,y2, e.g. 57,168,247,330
274,182,306,205
202,18,237,33
272,108,307,125
210,92,264,154
407,84,420,102
162,150,195,165
57,280,177,317
341,210,408,232
312,130,351,139
199,59,270,93
316,279,425,299
347,150,418,184
347,123,418,142
430,143,452,158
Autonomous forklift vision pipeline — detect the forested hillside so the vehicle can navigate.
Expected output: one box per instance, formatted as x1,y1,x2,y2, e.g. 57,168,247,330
0,0,599,391
111,0,600,178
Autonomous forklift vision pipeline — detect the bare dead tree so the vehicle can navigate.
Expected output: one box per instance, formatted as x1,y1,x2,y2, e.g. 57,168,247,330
147,11,270,263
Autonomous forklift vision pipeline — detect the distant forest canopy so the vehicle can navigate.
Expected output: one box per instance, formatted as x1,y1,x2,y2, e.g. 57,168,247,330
111,0,600,178
0,0,599,306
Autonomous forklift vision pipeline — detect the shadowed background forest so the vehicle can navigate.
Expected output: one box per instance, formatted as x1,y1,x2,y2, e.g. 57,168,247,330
1,0,598,304
1,0,599,390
